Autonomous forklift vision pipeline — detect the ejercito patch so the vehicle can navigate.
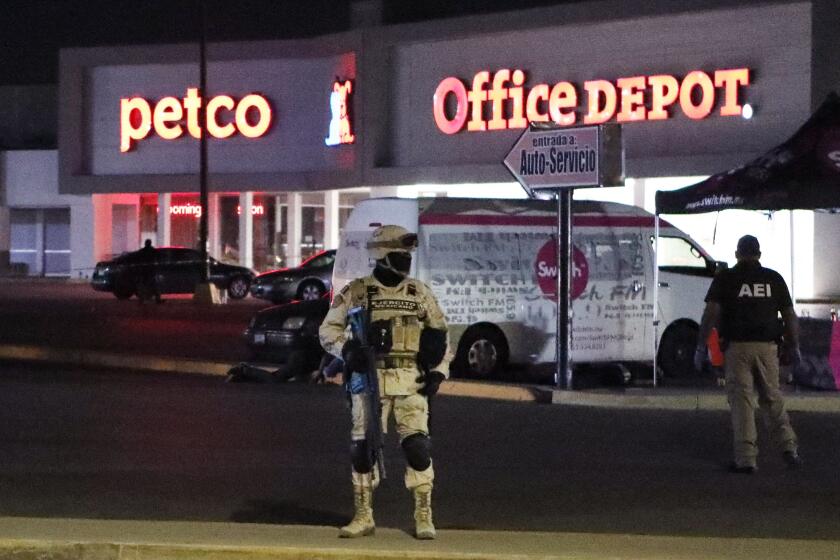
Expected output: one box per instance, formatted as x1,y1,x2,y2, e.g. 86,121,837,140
371,299,419,312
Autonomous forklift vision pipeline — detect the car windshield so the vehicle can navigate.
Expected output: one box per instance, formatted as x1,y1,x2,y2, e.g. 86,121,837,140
301,251,335,269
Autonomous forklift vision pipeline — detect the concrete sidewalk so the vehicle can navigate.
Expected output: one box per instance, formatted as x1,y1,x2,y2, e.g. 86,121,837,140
1,342,839,412
1,517,838,560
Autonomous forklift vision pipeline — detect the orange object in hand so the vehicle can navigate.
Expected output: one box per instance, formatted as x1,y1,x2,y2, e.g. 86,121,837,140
707,328,724,367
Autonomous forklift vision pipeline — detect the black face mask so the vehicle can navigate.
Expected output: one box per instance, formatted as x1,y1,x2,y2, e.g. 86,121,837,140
376,251,411,277
385,251,412,275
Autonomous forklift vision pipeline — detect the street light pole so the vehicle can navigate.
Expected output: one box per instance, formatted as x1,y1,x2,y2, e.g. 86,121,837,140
197,0,209,282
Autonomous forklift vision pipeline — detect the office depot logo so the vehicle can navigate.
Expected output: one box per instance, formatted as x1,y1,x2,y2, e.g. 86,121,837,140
433,68,750,134
120,88,273,152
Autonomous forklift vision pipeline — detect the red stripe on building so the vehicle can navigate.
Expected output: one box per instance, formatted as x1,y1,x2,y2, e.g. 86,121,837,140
418,213,670,228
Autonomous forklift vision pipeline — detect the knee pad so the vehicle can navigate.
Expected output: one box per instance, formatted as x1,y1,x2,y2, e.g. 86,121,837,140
401,433,432,471
350,440,373,473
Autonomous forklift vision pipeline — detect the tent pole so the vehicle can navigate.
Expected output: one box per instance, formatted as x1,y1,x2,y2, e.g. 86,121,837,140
789,211,796,307
653,213,660,388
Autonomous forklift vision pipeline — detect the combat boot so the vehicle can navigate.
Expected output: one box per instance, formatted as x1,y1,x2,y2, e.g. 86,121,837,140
339,485,375,538
413,484,436,540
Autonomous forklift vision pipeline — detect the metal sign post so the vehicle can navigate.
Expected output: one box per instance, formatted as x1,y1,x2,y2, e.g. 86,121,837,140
557,189,572,388
504,123,624,389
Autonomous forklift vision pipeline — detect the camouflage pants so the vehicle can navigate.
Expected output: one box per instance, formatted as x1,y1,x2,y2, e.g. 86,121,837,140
350,392,434,490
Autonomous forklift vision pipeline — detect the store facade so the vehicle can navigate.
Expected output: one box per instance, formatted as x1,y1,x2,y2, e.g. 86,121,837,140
58,36,368,272
44,0,840,294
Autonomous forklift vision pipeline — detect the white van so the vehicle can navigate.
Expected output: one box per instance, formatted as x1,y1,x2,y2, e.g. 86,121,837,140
333,197,718,379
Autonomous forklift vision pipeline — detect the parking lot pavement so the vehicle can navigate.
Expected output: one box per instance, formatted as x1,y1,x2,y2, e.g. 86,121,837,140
1,279,838,413
1,339,838,413
1,517,839,560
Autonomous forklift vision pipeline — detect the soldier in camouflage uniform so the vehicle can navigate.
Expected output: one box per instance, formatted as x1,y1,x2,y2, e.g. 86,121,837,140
320,225,451,540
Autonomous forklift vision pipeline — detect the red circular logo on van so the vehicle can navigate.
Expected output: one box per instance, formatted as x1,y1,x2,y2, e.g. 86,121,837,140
535,239,589,301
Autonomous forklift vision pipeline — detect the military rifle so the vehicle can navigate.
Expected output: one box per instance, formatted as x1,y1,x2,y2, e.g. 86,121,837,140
347,305,386,480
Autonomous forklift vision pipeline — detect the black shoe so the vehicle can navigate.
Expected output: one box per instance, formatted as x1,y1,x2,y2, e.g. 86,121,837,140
728,462,756,474
783,451,803,469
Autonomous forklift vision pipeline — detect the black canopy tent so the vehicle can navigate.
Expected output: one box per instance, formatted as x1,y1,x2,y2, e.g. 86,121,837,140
650,92,840,384
656,92,840,214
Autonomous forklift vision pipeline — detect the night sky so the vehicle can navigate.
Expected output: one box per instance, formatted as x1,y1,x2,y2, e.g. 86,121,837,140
0,0,582,85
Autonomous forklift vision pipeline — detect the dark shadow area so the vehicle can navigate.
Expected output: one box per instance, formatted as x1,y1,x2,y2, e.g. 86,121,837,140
230,500,346,526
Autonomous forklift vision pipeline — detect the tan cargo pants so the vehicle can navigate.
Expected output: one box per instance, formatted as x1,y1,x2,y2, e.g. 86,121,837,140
724,342,798,468
350,392,434,490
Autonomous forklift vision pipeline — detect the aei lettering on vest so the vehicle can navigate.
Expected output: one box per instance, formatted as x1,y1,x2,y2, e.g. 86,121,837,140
738,283,772,298
433,68,750,134
120,88,273,152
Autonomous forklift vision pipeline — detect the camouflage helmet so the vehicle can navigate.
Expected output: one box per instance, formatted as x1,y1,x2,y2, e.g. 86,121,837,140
367,225,418,260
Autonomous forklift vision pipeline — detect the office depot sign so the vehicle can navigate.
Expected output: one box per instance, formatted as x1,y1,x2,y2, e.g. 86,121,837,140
433,68,750,134
120,88,272,152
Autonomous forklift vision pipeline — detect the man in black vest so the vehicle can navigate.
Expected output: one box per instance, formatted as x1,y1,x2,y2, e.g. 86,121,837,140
695,235,802,473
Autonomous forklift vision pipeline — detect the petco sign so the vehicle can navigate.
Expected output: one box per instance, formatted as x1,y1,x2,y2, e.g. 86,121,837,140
433,68,750,134
120,88,273,152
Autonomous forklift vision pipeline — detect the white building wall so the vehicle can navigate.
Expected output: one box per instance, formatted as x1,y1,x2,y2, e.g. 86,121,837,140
1,150,95,278
813,212,840,297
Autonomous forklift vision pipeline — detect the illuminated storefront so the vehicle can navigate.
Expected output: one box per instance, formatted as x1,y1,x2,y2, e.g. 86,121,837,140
58,41,364,272
39,0,840,294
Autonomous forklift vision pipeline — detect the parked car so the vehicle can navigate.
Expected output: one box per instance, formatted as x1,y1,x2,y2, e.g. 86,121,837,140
243,295,330,377
91,246,254,300
250,249,335,304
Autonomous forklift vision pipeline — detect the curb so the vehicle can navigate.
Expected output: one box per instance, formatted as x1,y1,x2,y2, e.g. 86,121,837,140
551,388,729,411
1,343,838,412
0,344,231,377
1,518,839,560
547,386,840,413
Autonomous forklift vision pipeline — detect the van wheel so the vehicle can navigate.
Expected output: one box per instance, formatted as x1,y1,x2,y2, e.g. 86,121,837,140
658,322,699,378
454,325,508,379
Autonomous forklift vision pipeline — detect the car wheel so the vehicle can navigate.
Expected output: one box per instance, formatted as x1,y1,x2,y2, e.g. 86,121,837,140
227,276,251,299
297,280,325,301
113,277,134,300
454,325,508,379
658,322,699,379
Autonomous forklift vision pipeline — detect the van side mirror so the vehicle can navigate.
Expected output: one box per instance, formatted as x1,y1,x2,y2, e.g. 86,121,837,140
715,261,729,272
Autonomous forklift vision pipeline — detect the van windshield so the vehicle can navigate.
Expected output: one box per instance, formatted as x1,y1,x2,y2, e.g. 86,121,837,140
654,236,714,276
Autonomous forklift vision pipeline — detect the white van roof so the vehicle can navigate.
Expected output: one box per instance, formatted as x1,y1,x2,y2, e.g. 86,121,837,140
348,197,675,232
416,197,651,218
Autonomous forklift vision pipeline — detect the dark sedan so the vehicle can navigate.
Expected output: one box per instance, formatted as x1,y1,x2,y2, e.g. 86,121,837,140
91,247,255,300
250,249,335,304
243,295,330,377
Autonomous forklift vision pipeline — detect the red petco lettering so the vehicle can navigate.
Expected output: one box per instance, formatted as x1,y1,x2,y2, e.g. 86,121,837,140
433,68,749,134
120,88,272,152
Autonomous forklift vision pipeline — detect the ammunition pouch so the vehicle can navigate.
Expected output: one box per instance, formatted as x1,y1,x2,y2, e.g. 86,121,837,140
369,316,423,355
369,319,393,354
375,356,417,369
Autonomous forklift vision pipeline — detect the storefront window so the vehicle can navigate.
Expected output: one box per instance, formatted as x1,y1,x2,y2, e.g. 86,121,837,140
139,194,157,245
251,195,276,272
170,194,200,249
301,205,325,261
274,203,288,268
219,195,240,264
